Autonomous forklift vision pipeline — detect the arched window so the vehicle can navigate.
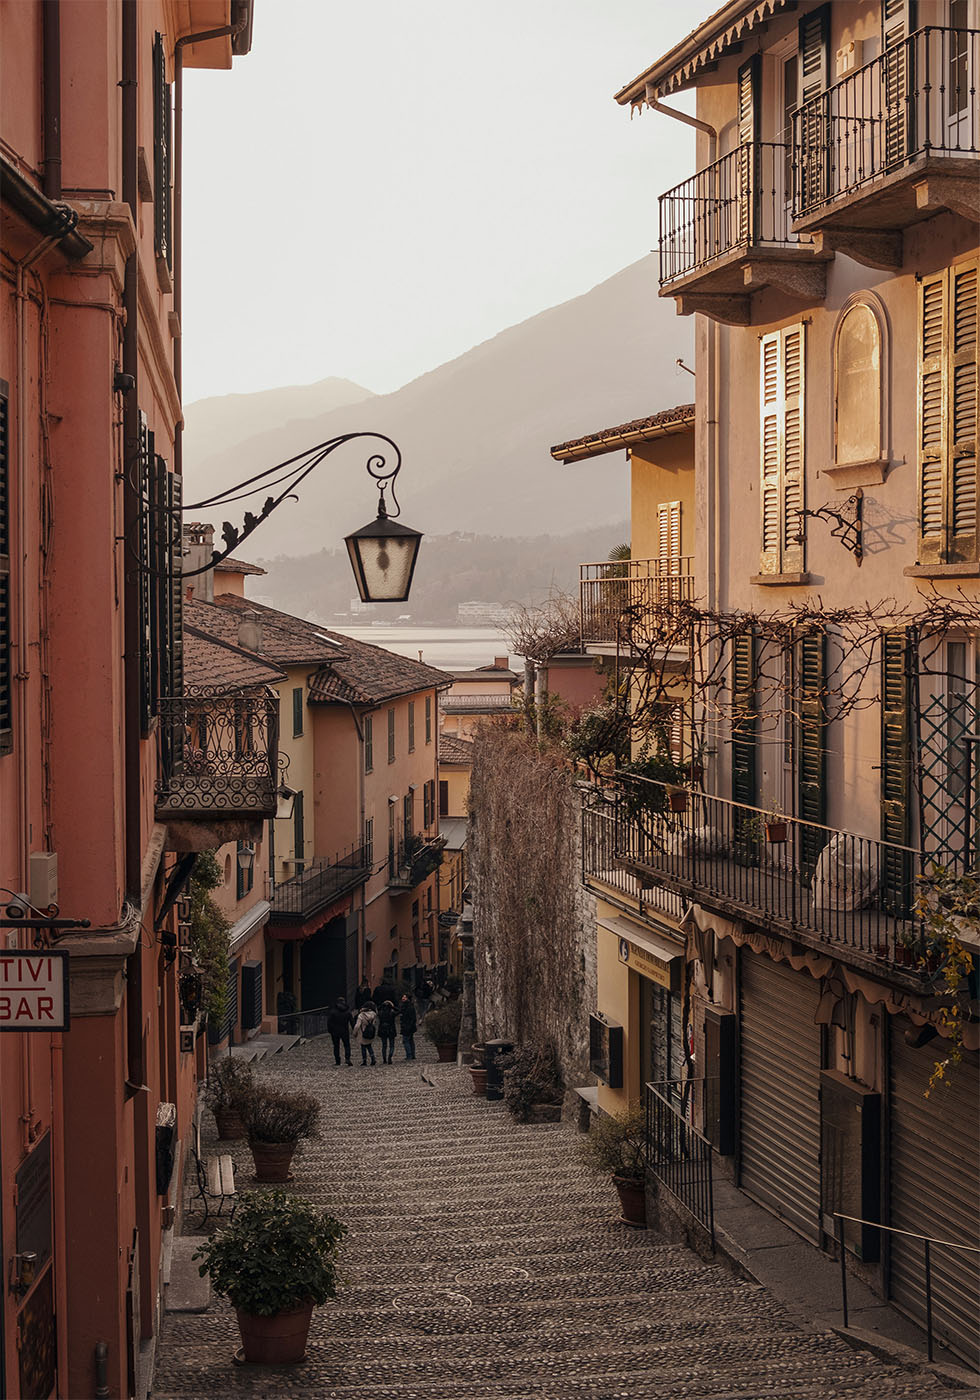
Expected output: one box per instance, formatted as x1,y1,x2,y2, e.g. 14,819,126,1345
834,302,881,466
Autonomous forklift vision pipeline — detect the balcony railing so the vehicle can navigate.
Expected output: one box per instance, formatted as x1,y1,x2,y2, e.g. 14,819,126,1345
793,26,980,219
270,846,371,921
646,1080,714,1247
659,142,801,286
579,557,694,645
155,687,279,820
583,777,927,969
388,831,445,890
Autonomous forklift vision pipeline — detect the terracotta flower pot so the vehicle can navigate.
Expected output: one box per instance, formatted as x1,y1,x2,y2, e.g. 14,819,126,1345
236,1302,313,1364
214,1107,246,1141
612,1174,647,1228
249,1140,297,1183
469,1067,488,1096
765,821,788,844
435,1042,458,1062
668,790,688,813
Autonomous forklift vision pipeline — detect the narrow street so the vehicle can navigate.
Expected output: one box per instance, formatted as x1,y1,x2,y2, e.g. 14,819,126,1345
152,1039,962,1400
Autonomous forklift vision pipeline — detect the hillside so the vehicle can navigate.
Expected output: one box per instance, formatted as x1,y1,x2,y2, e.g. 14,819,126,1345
182,253,691,557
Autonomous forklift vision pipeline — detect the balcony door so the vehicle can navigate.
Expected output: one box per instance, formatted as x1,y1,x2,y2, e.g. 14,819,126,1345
734,56,760,249
882,0,917,170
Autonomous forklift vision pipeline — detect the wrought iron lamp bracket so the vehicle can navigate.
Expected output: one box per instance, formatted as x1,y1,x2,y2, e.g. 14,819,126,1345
796,488,863,562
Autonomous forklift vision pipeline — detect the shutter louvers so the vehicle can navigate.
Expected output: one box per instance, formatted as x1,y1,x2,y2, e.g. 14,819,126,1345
797,629,828,880
782,327,805,574
919,272,947,561
0,386,10,755
152,35,172,269
166,468,183,699
880,629,913,915
881,0,916,170
949,260,978,562
137,413,154,733
731,629,757,808
760,333,782,574
736,56,760,245
797,5,830,209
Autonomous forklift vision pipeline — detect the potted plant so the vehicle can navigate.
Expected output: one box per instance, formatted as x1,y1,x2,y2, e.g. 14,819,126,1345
469,1042,488,1096
206,1056,255,1141
667,785,689,814
499,1043,565,1124
764,805,788,843
423,1001,461,1061
194,1187,345,1365
582,1105,647,1227
245,1086,320,1182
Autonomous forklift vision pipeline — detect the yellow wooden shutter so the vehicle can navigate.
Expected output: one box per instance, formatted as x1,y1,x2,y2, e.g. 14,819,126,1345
759,325,806,575
657,501,681,561
949,258,978,563
918,270,947,563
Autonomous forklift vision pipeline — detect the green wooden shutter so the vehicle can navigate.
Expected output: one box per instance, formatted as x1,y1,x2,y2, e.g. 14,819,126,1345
880,628,913,915
797,5,830,208
153,34,172,269
293,790,305,871
137,413,154,732
166,469,183,699
949,259,978,563
292,686,304,737
731,629,757,807
797,629,827,880
0,383,10,755
882,0,916,169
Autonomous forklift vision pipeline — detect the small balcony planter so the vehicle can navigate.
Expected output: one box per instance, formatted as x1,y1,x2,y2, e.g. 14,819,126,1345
245,1087,320,1183
765,820,788,844
667,788,689,814
194,1188,345,1366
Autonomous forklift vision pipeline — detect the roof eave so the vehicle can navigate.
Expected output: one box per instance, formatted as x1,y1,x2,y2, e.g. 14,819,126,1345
551,415,696,465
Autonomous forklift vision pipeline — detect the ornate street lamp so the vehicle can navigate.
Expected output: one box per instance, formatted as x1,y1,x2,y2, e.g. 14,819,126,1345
173,432,422,603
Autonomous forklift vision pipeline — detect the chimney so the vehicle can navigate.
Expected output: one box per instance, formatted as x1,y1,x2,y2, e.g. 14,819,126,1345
493,655,509,670
238,609,264,653
182,523,215,603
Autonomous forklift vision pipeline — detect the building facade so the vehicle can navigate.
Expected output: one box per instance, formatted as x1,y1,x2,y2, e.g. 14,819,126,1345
574,0,979,1370
0,5,255,1396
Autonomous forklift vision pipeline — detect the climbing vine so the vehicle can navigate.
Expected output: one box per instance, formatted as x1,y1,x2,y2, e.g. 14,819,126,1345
468,724,592,1080
187,852,232,1025
915,865,980,1095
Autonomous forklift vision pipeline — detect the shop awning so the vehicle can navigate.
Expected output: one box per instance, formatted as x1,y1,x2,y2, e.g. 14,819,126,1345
598,914,684,993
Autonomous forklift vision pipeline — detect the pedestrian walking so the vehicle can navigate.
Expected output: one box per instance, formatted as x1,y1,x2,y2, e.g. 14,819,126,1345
353,1000,378,1065
416,974,433,1022
354,976,372,1010
377,999,397,1064
326,996,355,1066
399,993,418,1060
373,977,398,1010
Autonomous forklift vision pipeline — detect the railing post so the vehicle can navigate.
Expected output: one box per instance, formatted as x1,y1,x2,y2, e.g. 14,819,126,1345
837,1215,849,1329
924,1237,933,1361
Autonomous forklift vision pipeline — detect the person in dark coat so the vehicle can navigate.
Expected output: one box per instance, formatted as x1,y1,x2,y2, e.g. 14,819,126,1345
326,997,354,1066
377,999,398,1064
373,979,398,1009
399,994,418,1060
354,977,372,1010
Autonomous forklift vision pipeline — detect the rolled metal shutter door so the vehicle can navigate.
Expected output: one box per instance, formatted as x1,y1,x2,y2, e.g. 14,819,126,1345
888,1017,980,1369
739,949,822,1243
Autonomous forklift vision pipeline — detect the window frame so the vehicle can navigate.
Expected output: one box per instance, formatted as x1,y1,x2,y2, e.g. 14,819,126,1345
364,713,374,772
387,707,396,764
292,686,304,738
833,295,887,470
758,322,806,578
408,700,415,752
425,694,432,744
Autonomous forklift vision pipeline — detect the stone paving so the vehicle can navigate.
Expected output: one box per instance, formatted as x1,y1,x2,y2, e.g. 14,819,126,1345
152,1037,967,1400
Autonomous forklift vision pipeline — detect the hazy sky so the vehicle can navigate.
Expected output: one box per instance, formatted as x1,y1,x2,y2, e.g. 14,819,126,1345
181,1,695,405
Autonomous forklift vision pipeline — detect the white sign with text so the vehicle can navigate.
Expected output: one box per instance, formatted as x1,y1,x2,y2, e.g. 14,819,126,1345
0,951,70,1031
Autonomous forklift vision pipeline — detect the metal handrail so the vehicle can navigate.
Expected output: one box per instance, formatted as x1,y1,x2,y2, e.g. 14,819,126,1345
646,1080,715,1247
833,1212,980,1362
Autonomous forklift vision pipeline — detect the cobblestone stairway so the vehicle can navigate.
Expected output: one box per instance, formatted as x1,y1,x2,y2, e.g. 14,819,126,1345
152,1039,966,1400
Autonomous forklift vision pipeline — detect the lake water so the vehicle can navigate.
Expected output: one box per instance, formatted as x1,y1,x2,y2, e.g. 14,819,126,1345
332,625,512,673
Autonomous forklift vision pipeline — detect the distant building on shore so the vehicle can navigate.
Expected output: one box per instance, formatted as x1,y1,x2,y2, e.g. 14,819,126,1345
456,601,513,625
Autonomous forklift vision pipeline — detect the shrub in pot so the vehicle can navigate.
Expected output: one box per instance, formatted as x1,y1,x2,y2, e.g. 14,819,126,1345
423,1001,461,1061
499,1043,565,1123
194,1187,345,1364
206,1056,255,1141
245,1086,320,1182
582,1105,647,1226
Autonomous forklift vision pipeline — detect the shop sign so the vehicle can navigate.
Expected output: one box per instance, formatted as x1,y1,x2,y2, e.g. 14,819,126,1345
0,952,70,1030
618,936,681,993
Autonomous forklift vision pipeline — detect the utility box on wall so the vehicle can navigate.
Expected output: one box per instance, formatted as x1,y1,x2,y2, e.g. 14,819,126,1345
820,1069,881,1260
589,1012,624,1089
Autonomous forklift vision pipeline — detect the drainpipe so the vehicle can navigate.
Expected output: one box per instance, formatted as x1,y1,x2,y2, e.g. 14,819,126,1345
172,16,247,476
122,0,141,901
42,1,62,199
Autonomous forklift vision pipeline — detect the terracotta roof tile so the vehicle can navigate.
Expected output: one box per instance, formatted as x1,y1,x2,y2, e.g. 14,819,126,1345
438,734,474,765
551,403,695,462
187,596,348,666
183,627,286,692
215,556,267,576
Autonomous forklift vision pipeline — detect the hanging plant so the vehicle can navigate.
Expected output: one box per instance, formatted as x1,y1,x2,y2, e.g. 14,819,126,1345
186,852,232,1026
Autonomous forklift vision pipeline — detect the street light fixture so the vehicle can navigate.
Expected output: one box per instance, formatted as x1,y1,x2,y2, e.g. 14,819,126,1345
275,783,297,822
175,432,423,603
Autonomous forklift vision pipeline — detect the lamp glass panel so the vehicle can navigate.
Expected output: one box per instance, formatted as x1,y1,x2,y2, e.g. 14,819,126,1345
348,533,419,602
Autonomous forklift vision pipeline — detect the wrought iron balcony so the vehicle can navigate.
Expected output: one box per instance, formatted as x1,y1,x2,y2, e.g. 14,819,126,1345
155,687,279,821
579,557,693,648
658,142,831,320
793,26,980,254
582,777,930,976
270,846,371,923
388,831,445,891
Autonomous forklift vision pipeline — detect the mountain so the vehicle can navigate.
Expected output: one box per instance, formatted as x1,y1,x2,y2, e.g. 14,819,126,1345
182,376,375,467
251,523,632,626
182,254,692,556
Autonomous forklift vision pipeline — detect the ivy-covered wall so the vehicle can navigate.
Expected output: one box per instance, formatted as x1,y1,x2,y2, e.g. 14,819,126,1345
468,725,596,1084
